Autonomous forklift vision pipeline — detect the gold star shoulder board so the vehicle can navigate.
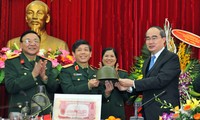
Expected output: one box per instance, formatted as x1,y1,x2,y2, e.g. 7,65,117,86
38,55,52,61
7,54,20,59
62,64,73,68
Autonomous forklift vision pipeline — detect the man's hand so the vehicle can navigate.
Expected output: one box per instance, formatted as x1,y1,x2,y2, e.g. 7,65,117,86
39,60,48,81
115,82,129,91
88,79,100,88
118,78,134,87
32,60,42,78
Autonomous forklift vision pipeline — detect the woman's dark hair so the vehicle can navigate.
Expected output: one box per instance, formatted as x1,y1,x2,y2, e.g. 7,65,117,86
102,47,118,66
72,40,91,52
20,30,41,42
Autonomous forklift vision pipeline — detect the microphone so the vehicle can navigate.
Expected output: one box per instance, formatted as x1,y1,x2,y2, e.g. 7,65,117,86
20,90,44,116
130,90,166,120
141,90,166,107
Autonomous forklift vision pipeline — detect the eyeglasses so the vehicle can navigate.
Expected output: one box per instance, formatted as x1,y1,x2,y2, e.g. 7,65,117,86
145,36,161,41
22,38,40,45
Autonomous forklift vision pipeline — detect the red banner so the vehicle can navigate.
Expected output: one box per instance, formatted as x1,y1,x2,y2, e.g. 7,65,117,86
172,29,200,48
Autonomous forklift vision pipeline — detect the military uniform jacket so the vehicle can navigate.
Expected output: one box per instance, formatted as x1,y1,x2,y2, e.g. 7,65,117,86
59,62,98,94
101,69,129,120
5,53,58,114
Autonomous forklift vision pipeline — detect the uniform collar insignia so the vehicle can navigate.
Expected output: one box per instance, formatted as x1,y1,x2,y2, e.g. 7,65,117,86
75,65,79,71
20,59,25,65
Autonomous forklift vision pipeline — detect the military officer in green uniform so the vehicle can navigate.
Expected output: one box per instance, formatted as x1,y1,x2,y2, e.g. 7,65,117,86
5,30,58,116
99,47,129,120
59,40,100,94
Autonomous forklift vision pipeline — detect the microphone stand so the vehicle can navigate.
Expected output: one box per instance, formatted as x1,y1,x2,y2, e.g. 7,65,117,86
130,101,144,120
130,91,166,120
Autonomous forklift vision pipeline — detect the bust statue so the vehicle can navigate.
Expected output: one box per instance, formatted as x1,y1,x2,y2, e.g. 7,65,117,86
7,0,69,51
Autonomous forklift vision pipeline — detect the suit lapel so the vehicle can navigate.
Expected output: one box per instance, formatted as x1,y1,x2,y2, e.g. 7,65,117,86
146,48,168,76
143,57,151,77
153,48,167,69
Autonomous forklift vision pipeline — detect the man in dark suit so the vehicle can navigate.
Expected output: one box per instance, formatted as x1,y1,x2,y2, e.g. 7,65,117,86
115,26,181,120
5,30,58,116
59,40,99,94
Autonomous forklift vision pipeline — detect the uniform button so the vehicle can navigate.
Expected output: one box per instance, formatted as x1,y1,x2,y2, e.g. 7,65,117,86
119,104,122,106
77,78,80,81
24,73,27,75
36,82,38,85
107,100,109,102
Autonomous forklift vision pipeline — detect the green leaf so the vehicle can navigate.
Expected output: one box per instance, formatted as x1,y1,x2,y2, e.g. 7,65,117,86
0,70,5,84
56,64,63,72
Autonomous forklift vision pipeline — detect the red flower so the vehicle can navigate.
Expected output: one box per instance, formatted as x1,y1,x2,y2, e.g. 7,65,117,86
20,59,25,64
75,65,79,71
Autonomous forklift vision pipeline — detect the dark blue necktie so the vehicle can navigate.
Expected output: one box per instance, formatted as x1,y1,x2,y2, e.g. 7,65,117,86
149,55,156,70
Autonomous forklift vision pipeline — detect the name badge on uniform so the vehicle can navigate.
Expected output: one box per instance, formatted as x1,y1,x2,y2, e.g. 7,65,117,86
21,66,30,70
73,73,82,76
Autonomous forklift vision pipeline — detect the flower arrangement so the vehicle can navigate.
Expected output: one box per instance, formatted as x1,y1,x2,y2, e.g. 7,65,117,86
128,44,149,111
38,48,75,71
158,41,200,119
157,95,200,120
0,47,21,83
158,20,200,119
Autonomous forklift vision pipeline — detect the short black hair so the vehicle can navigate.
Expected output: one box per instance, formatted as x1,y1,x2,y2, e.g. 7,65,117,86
102,47,118,66
20,30,41,42
72,40,91,52
147,26,166,38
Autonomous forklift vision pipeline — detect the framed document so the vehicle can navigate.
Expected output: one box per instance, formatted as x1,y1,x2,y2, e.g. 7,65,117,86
53,94,102,120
